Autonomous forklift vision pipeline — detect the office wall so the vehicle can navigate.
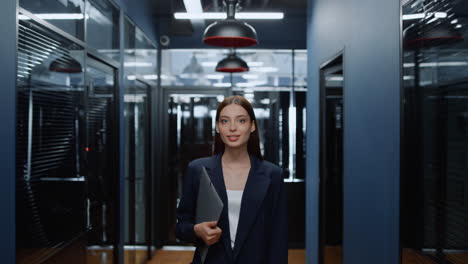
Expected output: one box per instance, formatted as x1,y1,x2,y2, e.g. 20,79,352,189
0,0,17,263
305,0,401,263
117,0,158,44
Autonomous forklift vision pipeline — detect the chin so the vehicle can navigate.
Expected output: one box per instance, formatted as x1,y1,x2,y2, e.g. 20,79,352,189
224,141,248,149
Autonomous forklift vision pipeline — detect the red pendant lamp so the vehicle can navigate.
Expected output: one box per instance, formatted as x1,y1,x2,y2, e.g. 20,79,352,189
216,52,249,73
203,0,258,47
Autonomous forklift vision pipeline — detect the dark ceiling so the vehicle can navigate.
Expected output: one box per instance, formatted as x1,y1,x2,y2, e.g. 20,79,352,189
152,0,308,49
154,0,306,15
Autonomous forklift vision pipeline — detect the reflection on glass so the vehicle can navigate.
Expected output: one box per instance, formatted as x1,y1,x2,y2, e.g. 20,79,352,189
123,17,155,264
19,0,85,40
161,49,306,89
135,27,158,86
124,80,151,264
294,50,308,88
401,0,468,263
86,0,120,61
85,58,118,257
16,18,86,263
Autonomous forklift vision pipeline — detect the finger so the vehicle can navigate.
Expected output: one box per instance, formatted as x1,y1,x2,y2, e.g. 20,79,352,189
207,221,217,228
207,229,218,236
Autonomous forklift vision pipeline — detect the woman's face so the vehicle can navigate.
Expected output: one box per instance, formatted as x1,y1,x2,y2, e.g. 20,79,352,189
216,104,256,150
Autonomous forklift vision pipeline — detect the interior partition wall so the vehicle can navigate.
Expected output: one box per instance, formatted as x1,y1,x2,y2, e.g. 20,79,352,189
400,0,468,263
14,1,158,263
306,0,401,263
0,0,18,262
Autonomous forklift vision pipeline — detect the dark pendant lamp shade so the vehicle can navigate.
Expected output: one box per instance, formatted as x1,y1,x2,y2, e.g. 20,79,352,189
404,19,464,49
216,53,249,73
49,56,83,73
203,0,258,47
204,19,258,47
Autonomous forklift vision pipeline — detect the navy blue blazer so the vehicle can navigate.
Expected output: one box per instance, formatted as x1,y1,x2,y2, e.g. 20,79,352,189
176,153,288,264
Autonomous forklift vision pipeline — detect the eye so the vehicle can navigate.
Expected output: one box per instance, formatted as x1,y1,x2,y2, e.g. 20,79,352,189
220,119,228,124
239,119,246,124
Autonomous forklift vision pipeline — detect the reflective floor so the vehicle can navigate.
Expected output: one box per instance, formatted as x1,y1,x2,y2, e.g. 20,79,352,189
147,249,306,264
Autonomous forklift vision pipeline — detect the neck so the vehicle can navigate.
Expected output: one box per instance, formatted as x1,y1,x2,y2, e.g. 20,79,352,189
222,145,250,165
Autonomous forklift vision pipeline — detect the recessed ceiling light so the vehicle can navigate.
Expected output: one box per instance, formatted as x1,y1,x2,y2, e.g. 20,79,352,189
174,12,284,20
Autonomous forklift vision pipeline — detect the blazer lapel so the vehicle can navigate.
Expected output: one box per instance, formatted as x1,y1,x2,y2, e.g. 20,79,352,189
205,153,234,263
233,154,270,260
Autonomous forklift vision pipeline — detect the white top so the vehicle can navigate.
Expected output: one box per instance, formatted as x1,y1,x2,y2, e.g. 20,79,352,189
226,189,244,249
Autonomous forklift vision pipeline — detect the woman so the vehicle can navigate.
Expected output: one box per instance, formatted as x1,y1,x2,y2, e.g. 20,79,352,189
176,95,288,264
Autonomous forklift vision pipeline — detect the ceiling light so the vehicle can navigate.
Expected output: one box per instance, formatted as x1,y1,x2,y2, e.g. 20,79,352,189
250,66,278,73
203,0,258,47
216,53,249,73
201,61,218,67
213,82,232,87
206,74,225,80
434,12,447,18
124,62,153,67
242,74,259,79
19,13,85,20
246,61,264,67
174,12,284,20
402,13,425,20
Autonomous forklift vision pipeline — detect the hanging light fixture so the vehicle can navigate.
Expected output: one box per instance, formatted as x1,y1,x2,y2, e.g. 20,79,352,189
49,56,82,73
216,51,249,73
203,0,258,47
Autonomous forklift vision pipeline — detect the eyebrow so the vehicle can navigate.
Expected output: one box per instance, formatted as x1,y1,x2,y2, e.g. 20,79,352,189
219,115,248,119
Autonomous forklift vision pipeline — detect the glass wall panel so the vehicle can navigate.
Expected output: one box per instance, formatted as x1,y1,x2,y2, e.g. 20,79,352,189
161,49,307,180
294,50,308,88
161,49,294,88
19,0,85,40
401,0,468,263
161,49,307,249
86,0,120,61
16,18,86,263
134,27,158,86
124,17,155,264
124,16,136,263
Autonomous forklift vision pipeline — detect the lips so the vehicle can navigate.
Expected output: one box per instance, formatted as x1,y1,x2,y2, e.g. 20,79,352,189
227,135,240,142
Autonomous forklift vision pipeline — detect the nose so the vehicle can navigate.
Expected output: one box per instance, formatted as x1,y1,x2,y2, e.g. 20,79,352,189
229,122,237,131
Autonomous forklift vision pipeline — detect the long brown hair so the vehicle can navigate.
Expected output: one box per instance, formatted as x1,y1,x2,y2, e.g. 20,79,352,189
213,95,263,160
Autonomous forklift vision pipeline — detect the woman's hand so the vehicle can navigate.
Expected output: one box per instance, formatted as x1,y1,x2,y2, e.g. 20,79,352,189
194,221,222,246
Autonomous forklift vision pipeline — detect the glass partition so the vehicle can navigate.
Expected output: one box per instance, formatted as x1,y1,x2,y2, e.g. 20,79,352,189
86,0,120,61
134,27,158,86
19,0,85,40
161,49,302,89
16,17,86,263
161,49,307,180
401,0,468,263
124,17,156,264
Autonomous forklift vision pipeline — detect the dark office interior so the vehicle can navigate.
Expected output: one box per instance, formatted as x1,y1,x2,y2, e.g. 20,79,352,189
0,0,467,263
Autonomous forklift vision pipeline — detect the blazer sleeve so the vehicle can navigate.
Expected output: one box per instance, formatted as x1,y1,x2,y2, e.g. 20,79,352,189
268,168,288,264
175,162,201,243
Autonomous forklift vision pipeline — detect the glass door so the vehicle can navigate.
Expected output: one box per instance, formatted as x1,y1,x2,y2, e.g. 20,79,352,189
319,54,344,264
124,79,152,264
84,57,120,264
